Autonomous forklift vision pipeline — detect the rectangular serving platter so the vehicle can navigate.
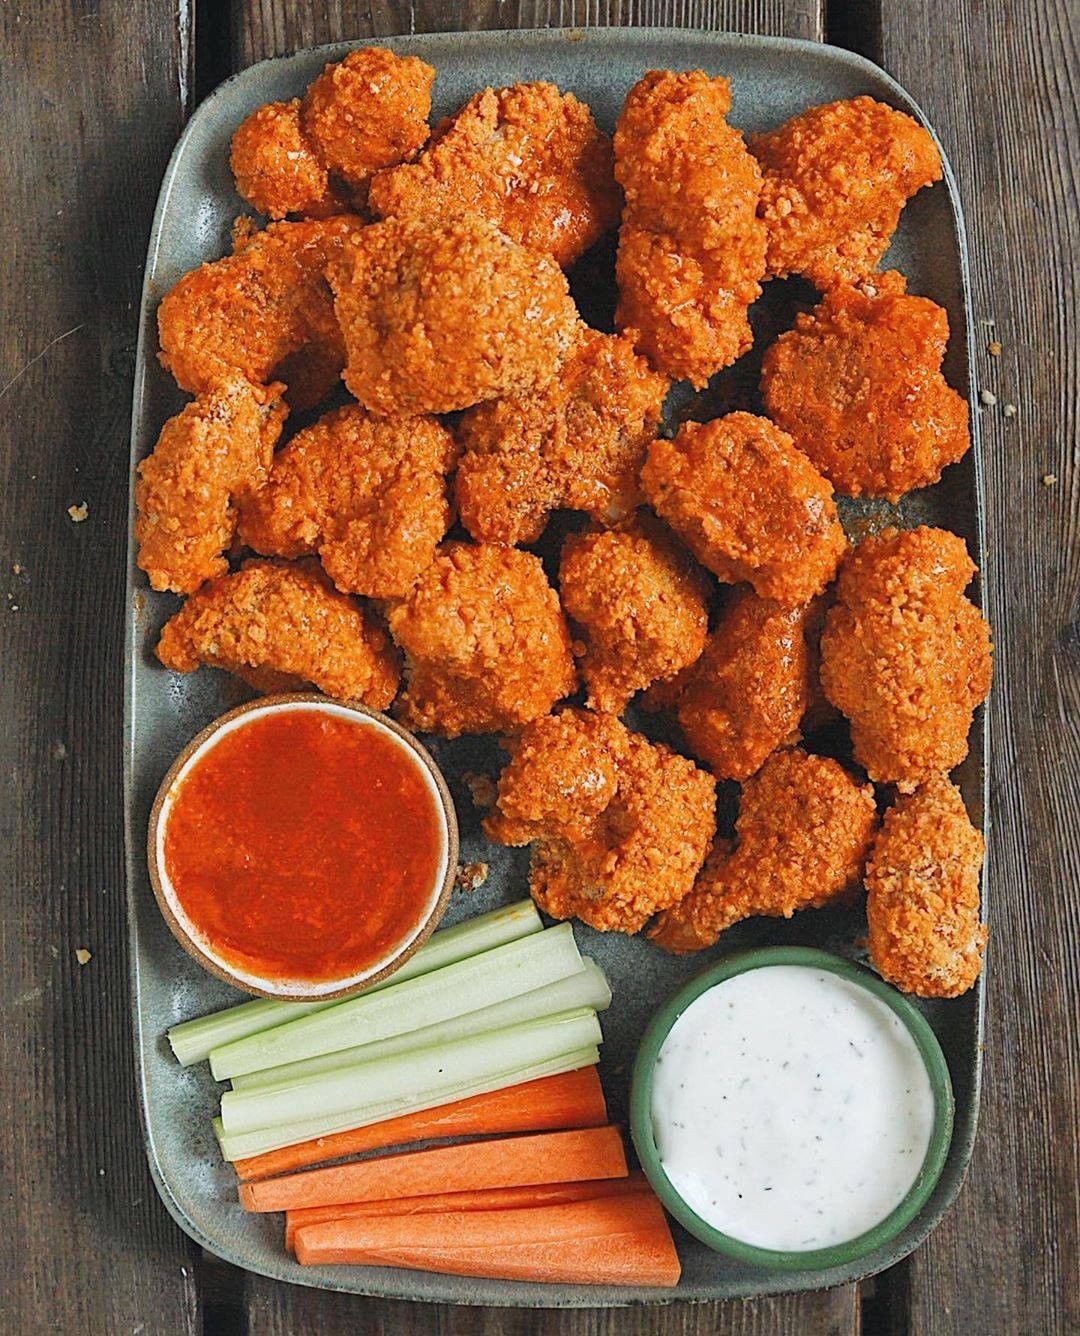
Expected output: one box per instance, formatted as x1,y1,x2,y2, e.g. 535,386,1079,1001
125,27,987,1307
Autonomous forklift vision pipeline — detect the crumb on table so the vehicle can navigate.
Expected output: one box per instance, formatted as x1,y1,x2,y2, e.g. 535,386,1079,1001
68,502,88,523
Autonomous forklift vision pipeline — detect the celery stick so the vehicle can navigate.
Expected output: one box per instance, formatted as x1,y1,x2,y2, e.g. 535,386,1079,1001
232,959,611,1092
219,1007,602,1135
168,899,542,1066
169,999,329,1068
214,1047,601,1162
210,922,583,1082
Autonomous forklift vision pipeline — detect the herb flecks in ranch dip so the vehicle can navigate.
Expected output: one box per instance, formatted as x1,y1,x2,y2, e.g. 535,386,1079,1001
162,708,444,985
651,966,934,1251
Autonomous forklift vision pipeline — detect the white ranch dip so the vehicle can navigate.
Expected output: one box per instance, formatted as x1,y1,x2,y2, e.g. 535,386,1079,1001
651,965,935,1251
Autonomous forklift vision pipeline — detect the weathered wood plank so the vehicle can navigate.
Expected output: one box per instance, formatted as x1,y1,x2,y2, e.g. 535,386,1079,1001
236,0,823,65
0,3,203,1334
243,1284,861,1335
834,4,1080,1335
227,10,855,1336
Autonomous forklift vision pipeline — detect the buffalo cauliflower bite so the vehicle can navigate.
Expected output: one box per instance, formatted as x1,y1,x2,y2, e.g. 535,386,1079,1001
299,47,434,198
650,748,878,952
641,412,846,606
866,775,986,998
656,587,813,781
761,271,970,501
157,216,363,410
229,100,345,220
614,70,767,386
328,215,579,417
820,527,992,790
485,709,716,934
136,377,287,595
155,559,400,707
230,50,433,218
386,542,577,737
455,328,670,545
368,83,620,269
237,404,456,599
750,96,943,288
558,520,709,713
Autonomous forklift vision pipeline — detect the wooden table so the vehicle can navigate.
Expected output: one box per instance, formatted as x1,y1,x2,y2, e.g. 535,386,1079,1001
1,1,1076,1332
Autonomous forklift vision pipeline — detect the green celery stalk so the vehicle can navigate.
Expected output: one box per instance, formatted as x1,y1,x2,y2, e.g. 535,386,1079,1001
167,899,542,1066
210,922,583,1082
231,958,611,1092
219,1007,602,1136
213,1047,600,1162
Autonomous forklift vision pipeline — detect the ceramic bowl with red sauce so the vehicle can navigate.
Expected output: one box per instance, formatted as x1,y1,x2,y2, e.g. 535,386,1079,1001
148,695,458,1000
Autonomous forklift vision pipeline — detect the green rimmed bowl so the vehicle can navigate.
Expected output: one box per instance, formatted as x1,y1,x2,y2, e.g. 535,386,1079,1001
630,946,955,1274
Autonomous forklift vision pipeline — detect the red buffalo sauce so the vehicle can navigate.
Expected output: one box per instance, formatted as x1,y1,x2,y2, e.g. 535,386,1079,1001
162,707,445,985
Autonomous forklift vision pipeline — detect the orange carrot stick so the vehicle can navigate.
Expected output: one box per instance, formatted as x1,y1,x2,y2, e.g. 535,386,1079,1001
295,1192,665,1249
234,1068,607,1182
284,1172,652,1251
293,1197,681,1286
239,1125,627,1214
314,1232,683,1287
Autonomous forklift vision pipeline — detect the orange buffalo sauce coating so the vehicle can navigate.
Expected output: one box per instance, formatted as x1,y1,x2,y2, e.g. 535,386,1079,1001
163,709,443,984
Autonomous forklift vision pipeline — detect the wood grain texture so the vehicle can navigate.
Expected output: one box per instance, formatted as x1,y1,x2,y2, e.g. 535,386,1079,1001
242,1283,860,1335
848,5,1080,1331
235,0,822,64
0,4,202,1336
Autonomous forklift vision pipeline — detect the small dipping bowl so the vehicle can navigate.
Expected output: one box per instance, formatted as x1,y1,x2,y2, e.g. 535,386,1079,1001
148,694,458,1001
631,946,954,1273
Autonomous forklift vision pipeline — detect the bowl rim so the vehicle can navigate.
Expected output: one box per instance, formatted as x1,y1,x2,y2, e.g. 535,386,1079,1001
630,945,955,1272
147,692,459,1001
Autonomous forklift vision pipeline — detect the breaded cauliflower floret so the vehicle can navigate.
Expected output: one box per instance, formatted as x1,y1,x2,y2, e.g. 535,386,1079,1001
455,328,669,545
136,377,287,595
641,412,846,606
614,70,766,386
157,217,363,409
386,542,576,737
486,709,716,934
761,271,970,501
820,527,992,790
369,83,620,269
229,100,345,220
229,50,432,219
328,215,579,417
156,559,400,707
299,47,434,198
750,96,942,288
651,748,878,952
237,404,456,599
558,519,709,713
866,775,986,998
650,587,812,781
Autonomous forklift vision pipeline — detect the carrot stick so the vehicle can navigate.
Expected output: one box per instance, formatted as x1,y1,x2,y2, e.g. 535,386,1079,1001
239,1125,627,1214
284,1172,652,1251
296,1192,664,1248
234,1068,607,1182
311,1231,683,1287
293,1197,681,1286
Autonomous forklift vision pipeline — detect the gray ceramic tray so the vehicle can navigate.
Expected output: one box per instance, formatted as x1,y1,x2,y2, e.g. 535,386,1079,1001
125,28,987,1307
